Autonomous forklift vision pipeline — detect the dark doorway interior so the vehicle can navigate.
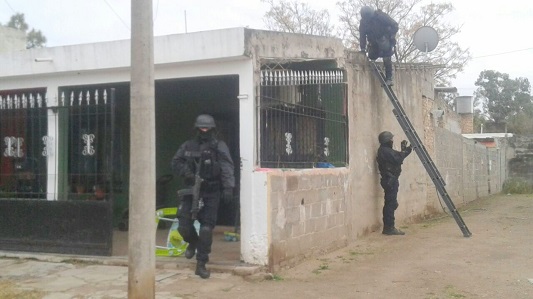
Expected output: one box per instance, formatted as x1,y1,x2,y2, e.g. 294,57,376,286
154,75,240,227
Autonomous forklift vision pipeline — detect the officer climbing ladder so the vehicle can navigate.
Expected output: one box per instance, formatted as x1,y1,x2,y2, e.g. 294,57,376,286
369,60,472,238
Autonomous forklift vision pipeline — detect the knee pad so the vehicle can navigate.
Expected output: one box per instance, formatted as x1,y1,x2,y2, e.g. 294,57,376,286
199,225,213,238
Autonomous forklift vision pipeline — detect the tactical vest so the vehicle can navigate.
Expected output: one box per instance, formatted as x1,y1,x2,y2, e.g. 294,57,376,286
184,139,221,182
377,148,402,178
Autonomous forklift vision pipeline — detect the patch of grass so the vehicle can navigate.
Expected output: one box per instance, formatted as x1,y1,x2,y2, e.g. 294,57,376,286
420,215,448,228
0,281,46,299
349,250,374,256
502,178,533,194
312,263,329,275
272,274,284,281
445,285,466,298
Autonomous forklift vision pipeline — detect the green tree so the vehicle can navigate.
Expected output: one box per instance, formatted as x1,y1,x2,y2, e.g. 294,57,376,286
26,28,47,49
262,0,334,36
6,13,47,49
474,70,533,133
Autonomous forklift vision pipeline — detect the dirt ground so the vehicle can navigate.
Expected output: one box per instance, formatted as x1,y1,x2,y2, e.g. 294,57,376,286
209,193,533,299
1,193,532,299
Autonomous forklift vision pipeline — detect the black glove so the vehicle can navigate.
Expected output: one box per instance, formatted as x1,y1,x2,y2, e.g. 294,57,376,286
222,188,233,204
401,140,408,151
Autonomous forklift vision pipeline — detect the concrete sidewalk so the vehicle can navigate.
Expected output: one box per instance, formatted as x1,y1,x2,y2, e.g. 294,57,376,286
0,251,263,299
0,225,264,298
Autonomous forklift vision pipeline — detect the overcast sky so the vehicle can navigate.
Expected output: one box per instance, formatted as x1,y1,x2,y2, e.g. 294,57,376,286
1,0,532,97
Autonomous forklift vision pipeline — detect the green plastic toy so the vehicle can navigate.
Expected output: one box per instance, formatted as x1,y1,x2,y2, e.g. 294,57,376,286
155,207,187,257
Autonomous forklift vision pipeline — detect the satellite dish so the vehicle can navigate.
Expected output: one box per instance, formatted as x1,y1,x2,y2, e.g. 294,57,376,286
413,26,439,52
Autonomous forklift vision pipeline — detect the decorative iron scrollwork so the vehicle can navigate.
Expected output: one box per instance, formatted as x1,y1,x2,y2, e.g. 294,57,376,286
82,134,95,156
3,137,24,158
42,136,54,157
285,132,293,155
324,137,330,157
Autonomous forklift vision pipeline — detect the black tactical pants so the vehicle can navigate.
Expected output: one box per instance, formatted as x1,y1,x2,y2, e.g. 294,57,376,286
177,190,220,262
368,37,394,80
380,176,399,229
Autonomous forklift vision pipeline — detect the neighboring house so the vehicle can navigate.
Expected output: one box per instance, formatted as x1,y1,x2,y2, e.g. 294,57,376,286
0,27,509,270
462,133,514,149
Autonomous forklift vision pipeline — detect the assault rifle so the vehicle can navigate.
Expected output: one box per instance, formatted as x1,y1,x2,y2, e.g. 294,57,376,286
190,158,204,220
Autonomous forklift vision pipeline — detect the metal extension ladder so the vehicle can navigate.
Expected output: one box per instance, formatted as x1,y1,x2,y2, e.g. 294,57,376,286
369,60,472,237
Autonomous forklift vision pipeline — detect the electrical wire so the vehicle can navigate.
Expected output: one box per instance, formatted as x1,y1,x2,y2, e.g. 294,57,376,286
3,0,15,14
472,47,533,59
102,0,130,31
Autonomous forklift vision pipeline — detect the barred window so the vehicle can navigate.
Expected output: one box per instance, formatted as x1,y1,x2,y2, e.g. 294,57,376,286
258,69,348,168
0,90,48,199
60,88,117,200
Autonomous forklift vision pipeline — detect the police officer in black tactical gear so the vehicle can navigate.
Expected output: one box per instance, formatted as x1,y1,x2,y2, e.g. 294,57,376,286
376,131,412,235
171,114,235,279
359,6,399,86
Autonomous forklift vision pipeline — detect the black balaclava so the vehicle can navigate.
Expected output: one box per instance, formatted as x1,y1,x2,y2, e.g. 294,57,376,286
197,128,214,141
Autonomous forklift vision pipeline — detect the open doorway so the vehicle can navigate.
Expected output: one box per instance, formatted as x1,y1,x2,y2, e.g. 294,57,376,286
150,75,241,262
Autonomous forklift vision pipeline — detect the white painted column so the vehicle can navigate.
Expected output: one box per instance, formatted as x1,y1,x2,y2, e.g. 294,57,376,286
239,63,269,265
45,87,59,201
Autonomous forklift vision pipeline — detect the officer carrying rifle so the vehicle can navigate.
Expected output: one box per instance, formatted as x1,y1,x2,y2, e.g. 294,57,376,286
171,114,235,279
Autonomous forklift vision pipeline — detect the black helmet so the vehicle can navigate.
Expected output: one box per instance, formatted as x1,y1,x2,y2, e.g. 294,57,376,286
378,131,394,144
360,6,374,19
194,114,216,128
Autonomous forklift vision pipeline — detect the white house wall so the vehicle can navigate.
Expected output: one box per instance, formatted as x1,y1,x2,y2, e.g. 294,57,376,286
0,26,25,53
0,28,269,264
0,27,248,78
5,28,489,268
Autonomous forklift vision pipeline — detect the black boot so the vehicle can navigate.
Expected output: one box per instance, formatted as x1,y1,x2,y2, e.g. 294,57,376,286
195,261,210,279
382,227,405,235
184,244,196,259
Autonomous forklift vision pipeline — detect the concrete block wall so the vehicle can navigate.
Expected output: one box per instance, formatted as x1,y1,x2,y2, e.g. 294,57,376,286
462,139,491,200
434,128,465,203
268,169,349,271
265,53,438,269
433,128,505,205
435,126,508,202
487,148,503,194
263,51,509,269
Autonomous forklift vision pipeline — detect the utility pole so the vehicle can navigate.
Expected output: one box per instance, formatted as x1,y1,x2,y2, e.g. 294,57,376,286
129,0,156,298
